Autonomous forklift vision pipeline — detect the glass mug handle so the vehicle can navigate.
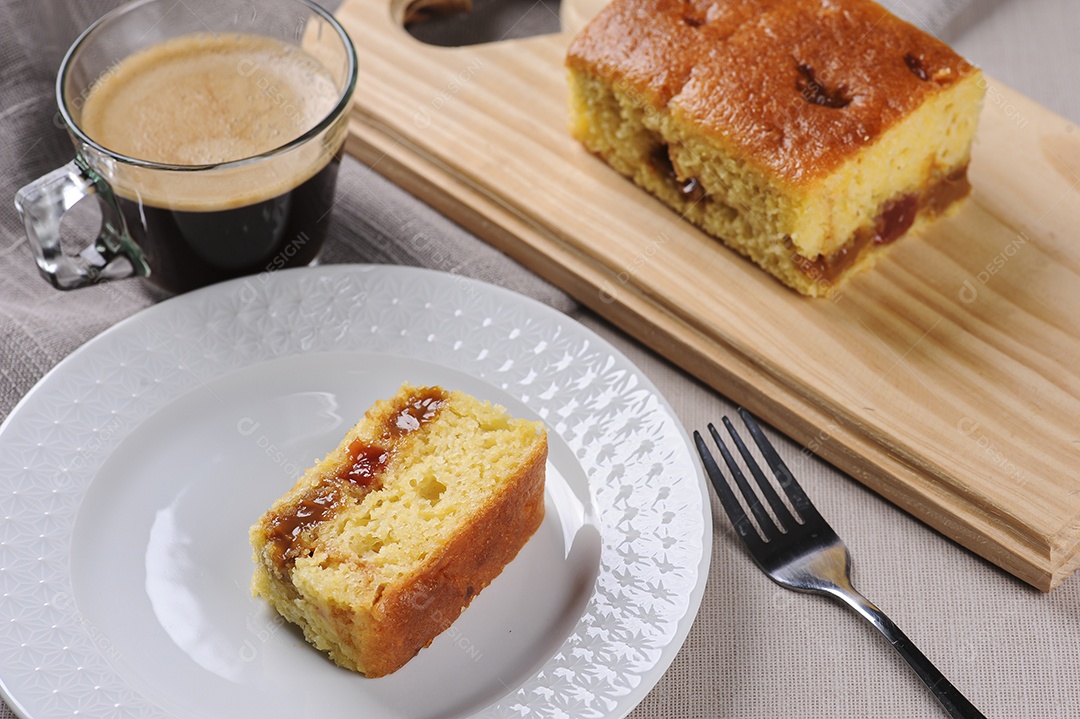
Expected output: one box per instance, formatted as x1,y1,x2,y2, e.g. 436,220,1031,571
15,158,149,290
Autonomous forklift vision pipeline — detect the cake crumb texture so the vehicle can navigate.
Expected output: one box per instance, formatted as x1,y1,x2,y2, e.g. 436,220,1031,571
249,383,547,677
566,0,985,296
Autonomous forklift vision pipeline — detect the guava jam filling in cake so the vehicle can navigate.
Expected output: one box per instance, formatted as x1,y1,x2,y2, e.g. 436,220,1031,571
263,387,449,575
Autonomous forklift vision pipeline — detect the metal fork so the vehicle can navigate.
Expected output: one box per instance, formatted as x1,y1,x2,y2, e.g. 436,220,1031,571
694,409,987,719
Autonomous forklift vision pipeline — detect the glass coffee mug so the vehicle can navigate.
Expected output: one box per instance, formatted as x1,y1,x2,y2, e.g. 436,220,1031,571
15,0,357,294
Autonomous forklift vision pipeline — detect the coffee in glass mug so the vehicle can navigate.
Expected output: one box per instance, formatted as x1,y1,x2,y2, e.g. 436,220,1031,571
15,0,357,294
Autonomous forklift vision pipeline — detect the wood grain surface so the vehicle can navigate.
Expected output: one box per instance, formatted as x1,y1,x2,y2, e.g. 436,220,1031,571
337,0,1080,590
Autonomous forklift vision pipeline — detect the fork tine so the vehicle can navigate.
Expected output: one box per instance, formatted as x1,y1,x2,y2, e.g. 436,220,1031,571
736,407,823,525
693,429,768,549
721,416,797,530
707,423,780,540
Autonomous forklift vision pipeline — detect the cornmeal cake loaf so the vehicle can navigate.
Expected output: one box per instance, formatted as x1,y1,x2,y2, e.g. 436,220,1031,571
566,0,985,296
250,383,547,677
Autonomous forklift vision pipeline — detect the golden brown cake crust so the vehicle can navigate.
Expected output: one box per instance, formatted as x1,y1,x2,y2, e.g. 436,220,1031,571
566,0,976,186
359,445,546,677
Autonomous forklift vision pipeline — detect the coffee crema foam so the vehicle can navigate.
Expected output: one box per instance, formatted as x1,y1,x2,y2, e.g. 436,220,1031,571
78,32,345,210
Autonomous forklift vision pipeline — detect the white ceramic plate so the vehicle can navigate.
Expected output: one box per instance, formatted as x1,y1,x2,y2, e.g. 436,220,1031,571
0,265,710,719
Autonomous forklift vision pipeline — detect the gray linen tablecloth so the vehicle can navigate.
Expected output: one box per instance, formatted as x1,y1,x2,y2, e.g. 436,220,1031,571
1,0,1078,717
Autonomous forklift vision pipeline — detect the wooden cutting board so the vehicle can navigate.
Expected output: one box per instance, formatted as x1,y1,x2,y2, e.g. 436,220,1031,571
336,0,1080,590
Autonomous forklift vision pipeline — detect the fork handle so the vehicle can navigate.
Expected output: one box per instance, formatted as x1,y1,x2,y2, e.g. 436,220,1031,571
833,588,988,719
